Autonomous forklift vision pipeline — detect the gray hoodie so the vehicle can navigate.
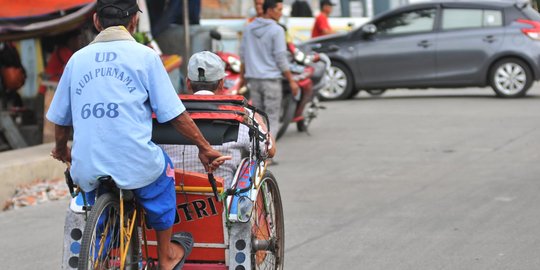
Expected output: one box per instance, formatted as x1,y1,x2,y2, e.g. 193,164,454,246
240,17,289,79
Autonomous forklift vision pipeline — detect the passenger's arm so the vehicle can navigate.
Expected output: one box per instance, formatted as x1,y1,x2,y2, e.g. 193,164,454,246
170,112,231,172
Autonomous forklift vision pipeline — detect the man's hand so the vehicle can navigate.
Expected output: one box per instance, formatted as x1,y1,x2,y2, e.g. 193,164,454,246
289,80,299,97
52,124,72,163
198,146,232,173
51,145,71,163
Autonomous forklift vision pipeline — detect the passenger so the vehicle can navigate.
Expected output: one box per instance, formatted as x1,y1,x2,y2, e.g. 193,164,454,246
161,51,276,188
47,1,229,269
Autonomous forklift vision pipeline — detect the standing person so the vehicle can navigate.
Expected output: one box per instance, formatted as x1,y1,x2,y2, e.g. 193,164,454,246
39,30,82,95
311,0,336,38
47,1,229,269
161,51,276,188
0,42,26,109
240,0,299,141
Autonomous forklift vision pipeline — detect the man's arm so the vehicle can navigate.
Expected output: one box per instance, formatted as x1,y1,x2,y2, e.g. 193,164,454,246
51,124,72,163
170,112,231,172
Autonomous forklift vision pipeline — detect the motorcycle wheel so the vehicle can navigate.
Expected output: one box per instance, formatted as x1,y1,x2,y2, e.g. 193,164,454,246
276,93,295,140
296,96,320,132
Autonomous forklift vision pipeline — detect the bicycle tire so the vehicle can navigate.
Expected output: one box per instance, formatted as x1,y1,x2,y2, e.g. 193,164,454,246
251,171,285,270
78,192,140,270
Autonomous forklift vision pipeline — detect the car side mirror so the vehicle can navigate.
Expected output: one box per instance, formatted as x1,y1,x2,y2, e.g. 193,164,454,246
210,29,222,40
361,24,377,36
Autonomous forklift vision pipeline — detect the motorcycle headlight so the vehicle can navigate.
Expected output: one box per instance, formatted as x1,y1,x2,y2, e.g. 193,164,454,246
228,56,241,73
294,50,306,63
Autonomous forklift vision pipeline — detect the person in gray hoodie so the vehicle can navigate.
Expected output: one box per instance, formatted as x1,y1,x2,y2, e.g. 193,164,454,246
240,0,299,140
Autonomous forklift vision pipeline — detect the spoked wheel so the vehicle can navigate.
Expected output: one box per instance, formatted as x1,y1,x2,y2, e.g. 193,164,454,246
78,193,140,270
251,171,284,270
318,62,353,101
490,58,532,98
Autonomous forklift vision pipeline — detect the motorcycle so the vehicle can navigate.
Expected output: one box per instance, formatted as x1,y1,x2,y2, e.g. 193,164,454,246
279,42,329,138
210,30,328,139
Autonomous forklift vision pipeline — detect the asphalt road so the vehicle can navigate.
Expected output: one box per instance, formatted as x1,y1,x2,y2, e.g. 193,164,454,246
2,86,540,270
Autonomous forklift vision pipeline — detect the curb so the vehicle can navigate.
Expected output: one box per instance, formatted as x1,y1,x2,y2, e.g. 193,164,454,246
0,143,65,204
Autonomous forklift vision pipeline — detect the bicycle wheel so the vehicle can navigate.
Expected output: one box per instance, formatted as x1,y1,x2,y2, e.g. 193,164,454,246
78,192,140,270
251,171,284,270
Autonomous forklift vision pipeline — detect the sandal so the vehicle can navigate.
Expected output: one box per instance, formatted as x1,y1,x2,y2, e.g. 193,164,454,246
171,232,194,270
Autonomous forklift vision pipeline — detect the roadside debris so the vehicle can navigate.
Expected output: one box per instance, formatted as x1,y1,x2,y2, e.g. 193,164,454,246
2,178,69,211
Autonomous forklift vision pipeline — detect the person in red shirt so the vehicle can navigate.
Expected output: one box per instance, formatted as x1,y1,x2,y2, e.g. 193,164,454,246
311,0,336,38
39,30,81,94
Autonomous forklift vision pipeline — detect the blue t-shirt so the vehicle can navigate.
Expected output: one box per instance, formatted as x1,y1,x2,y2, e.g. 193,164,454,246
46,40,185,192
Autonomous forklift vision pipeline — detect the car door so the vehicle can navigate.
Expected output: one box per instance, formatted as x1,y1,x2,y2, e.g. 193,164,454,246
435,7,505,84
351,7,438,88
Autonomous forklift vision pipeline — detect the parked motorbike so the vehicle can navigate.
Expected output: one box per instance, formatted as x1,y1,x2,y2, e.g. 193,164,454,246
210,30,328,139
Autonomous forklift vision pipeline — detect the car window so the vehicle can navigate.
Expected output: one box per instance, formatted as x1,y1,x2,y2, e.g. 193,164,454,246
442,9,502,30
375,8,436,35
484,10,503,27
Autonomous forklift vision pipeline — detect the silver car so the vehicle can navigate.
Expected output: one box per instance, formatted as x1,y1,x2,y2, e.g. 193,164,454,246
305,1,540,100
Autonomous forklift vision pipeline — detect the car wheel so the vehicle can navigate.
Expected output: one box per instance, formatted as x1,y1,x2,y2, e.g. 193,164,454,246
489,58,532,98
319,62,353,101
366,89,386,96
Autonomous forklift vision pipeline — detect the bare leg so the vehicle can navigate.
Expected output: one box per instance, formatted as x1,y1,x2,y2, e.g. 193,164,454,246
156,228,184,270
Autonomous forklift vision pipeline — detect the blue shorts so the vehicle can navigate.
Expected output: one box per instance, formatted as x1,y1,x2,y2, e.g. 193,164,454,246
133,151,176,231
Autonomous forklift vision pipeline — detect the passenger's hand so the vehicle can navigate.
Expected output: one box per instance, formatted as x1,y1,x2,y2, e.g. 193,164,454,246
51,145,71,163
289,80,299,98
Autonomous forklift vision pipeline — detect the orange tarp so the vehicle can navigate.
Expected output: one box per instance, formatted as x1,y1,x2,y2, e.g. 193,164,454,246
0,0,94,19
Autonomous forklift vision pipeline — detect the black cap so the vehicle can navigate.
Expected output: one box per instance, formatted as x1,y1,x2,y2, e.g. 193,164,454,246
321,0,336,7
96,0,141,18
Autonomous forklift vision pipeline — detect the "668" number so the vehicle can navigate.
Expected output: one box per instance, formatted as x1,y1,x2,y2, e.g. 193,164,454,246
81,103,119,119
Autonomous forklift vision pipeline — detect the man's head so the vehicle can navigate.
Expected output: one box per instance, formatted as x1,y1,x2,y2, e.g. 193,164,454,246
320,0,335,15
263,0,283,22
93,0,141,33
187,51,226,93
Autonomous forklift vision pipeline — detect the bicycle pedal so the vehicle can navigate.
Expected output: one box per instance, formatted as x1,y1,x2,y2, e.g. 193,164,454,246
82,205,92,211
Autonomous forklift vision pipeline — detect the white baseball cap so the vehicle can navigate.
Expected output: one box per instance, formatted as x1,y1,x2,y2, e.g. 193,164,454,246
187,51,226,82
